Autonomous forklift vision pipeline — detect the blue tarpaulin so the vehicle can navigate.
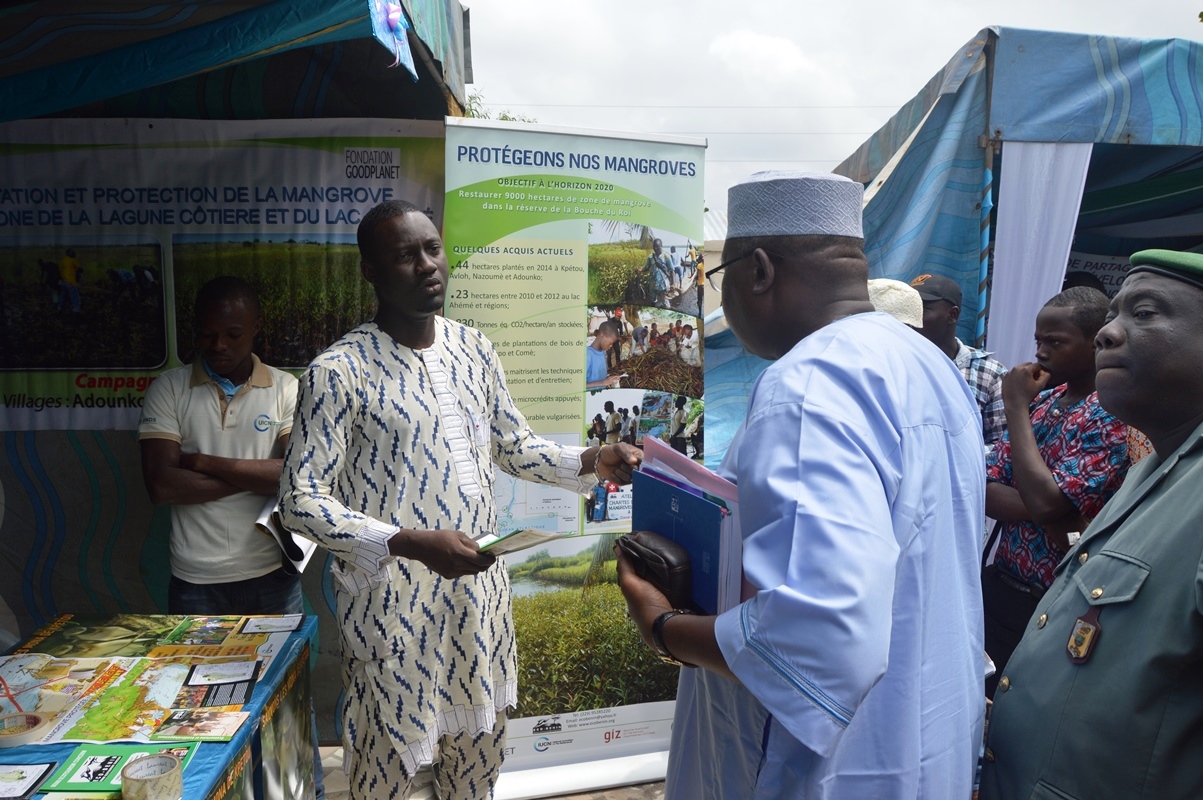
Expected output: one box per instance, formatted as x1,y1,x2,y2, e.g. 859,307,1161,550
0,0,469,123
706,27,1203,466
835,27,1203,344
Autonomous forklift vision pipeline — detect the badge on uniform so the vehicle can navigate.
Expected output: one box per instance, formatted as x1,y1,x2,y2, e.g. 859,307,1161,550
1066,605,1102,664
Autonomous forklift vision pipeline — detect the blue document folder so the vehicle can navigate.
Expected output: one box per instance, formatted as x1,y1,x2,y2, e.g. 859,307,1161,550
631,469,727,615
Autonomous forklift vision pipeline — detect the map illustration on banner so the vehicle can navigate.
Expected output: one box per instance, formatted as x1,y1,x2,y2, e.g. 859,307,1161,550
443,118,705,774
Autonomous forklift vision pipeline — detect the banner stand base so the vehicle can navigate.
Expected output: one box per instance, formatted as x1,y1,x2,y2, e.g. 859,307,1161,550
494,751,669,800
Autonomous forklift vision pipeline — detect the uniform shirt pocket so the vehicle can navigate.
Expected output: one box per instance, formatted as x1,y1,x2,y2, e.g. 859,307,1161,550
1029,778,1081,800
1072,550,1150,606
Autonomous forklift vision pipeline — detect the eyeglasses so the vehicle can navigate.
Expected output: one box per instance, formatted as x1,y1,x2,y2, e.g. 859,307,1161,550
705,249,783,294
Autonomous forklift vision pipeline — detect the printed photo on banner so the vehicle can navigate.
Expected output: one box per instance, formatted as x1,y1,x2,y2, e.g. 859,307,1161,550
642,390,703,462
171,232,377,369
583,388,641,525
505,531,678,721
586,304,702,398
587,224,702,317
0,236,166,370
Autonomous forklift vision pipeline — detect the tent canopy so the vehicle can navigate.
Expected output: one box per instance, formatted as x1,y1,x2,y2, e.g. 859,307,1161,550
705,26,1203,465
834,26,1203,347
0,0,470,123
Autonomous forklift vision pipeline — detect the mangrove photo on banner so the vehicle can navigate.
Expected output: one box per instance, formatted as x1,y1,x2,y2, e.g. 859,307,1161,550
587,227,701,317
509,535,679,719
172,233,375,368
587,305,702,398
0,237,166,369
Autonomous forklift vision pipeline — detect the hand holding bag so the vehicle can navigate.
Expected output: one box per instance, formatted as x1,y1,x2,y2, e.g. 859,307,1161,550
617,530,693,610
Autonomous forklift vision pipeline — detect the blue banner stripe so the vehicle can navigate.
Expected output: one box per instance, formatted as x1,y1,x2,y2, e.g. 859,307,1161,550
23,432,66,619
5,433,45,627
67,431,107,612
95,432,131,612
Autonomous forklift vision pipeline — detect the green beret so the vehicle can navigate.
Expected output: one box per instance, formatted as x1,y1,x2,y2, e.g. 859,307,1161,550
1128,249,1203,291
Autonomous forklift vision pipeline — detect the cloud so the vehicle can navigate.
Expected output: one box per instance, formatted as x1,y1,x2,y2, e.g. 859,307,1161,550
465,0,1203,212
704,29,860,106
708,30,822,81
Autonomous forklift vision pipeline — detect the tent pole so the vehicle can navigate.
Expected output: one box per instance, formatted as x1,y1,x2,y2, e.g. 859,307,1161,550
977,141,996,347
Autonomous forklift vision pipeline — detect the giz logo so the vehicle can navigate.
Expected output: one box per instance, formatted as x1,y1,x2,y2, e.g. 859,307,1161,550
603,729,622,744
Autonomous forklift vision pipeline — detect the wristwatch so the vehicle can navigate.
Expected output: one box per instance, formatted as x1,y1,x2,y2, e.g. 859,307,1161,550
651,609,697,668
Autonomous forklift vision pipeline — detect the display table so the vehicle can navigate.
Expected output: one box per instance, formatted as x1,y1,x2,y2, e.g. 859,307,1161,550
0,614,317,800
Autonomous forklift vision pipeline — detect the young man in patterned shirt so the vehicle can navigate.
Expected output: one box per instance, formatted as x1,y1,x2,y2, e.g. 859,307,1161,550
981,286,1131,693
279,200,640,799
911,273,1008,447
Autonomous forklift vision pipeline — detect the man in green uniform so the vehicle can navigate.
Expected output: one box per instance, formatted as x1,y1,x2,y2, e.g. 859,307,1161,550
980,248,1203,799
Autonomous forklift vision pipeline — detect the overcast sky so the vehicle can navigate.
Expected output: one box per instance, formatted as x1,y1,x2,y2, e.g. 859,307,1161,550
463,1,1201,215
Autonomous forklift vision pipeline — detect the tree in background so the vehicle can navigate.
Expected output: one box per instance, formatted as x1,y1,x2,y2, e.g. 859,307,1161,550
463,89,537,123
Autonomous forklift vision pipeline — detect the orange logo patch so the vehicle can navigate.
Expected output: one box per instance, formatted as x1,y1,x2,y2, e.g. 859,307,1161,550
910,274,932,286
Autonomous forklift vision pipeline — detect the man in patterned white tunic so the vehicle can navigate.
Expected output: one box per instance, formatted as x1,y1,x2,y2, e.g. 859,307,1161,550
279,200,640,800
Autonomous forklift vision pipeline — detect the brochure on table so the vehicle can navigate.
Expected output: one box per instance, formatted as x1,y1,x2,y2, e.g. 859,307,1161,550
1,616,292,744
42,743,196,796
0,762,55,798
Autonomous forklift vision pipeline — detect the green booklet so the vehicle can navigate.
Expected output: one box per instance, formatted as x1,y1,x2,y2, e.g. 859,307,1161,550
42,742,196,795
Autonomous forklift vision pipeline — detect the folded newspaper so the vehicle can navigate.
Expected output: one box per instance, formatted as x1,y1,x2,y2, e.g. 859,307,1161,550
254,498,318,574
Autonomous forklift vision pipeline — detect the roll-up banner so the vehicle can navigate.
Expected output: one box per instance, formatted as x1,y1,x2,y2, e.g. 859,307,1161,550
0,118,445,743
443,118,706,790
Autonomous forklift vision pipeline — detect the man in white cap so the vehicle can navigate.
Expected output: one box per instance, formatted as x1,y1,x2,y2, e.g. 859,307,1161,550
617,172,985,798
867,278,924,327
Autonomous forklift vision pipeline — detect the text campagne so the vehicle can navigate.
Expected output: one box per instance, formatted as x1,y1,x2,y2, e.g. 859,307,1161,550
3,374,158,412
75,374,158,393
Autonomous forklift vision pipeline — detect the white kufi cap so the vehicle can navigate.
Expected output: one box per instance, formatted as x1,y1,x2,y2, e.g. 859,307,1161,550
867,279,923,327
726,170,863,240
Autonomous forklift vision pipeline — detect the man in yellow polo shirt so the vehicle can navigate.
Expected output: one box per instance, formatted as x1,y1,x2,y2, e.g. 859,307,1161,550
137,275,324,797
139,276,297,612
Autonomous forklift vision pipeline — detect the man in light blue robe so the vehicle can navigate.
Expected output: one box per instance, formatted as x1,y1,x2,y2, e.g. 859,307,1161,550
617,171,985,799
